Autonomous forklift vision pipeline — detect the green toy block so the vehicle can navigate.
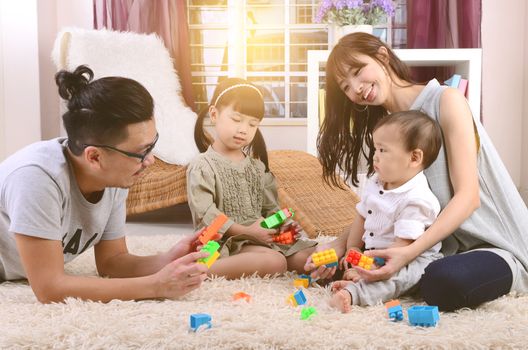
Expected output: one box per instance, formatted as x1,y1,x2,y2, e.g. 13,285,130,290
300,306,317,320
198,241,220,268
261,208,294,229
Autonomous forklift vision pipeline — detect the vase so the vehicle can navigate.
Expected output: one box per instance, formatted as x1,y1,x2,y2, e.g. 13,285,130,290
327,24,373,49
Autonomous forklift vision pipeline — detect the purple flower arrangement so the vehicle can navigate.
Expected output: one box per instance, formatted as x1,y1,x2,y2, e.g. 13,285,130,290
314,0,396,26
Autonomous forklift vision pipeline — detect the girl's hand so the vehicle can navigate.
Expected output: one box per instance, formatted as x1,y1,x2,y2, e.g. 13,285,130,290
303,244,337,280
247,219,278,243
280,221,302,239
355,246,413,282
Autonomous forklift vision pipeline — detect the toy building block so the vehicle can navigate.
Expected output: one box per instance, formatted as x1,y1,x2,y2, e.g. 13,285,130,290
198,240,220,268
287,289,307,306
311,248,338,268
198,214,228,245
293,274,312,289
233,292,251,302
407,305,440,327
374,256,386,267
385,300,404,322
300,306,317,320
346,250,385,270
190,313,212,332
272,228,297,245
261,208,294,229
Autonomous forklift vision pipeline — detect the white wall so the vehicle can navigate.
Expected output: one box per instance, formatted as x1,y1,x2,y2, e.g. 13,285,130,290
481,0,526,190
522,2,528,204
0,0,41,161
38,0,92,140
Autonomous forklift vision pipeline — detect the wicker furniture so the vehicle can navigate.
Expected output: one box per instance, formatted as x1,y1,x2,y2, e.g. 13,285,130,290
269,150,359,238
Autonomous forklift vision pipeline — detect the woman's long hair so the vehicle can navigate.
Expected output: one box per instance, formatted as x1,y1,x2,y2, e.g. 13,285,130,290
318,33,413,188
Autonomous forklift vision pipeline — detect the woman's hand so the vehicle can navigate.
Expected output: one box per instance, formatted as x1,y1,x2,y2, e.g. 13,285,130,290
355,246,413,282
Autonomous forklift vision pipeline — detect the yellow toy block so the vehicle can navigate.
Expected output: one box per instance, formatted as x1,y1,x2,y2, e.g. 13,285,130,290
311,248,338,268
294,279,309,289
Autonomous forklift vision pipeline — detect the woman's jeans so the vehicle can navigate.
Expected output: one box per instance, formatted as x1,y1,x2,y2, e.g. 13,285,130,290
419,250,513,311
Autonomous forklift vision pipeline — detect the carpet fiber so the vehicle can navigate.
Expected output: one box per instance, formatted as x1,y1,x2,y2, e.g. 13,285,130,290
1,234,527,349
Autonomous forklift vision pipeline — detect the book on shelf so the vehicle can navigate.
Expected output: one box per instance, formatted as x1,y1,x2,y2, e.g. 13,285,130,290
458,78,468,97
444,74,461,88
444,74,468,97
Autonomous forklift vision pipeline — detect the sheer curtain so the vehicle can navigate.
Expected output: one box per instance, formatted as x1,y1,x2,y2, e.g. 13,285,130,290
93,0,195,111
406,0,481,83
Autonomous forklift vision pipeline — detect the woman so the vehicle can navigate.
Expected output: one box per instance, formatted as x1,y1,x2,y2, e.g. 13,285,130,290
306,33,528,311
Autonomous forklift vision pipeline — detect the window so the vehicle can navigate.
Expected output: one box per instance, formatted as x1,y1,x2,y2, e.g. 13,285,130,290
187,0,406,120
188,0,327,121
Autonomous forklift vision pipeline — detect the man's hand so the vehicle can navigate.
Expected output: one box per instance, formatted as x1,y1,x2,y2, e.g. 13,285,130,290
165,229,209,263
154,251,209,299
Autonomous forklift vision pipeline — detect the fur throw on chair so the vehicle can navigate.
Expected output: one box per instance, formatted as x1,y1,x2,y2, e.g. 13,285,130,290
52,28,199,165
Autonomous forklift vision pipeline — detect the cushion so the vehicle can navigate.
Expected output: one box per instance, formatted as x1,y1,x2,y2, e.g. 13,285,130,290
268,150,360,238
51,28,198,165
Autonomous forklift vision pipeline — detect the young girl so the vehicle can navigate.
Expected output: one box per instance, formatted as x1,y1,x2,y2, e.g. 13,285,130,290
187,78,317,279
307,32,528,311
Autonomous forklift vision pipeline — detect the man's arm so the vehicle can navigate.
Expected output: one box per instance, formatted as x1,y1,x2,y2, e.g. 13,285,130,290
15,234,207,303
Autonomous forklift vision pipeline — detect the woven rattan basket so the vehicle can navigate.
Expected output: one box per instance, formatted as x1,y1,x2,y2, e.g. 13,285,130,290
269,150,359,238
126,158,188,215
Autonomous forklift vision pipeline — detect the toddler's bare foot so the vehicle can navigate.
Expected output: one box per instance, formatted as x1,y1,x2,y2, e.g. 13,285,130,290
329,289,352,313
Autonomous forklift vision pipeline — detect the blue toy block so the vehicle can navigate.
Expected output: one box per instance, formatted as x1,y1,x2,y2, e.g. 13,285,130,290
287,289,307,306
190,313,212,332
298,274,312,283
384,300,403,322
374,257,385,266
407,306,439,327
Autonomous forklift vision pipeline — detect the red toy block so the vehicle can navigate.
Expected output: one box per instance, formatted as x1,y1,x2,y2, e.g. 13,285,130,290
346,250,375,270
272,228,296,244
198,214,228,245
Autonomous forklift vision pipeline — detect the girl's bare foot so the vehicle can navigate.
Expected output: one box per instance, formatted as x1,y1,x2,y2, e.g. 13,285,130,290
329,289,352,313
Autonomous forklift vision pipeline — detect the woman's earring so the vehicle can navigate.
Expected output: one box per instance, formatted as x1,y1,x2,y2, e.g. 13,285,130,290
353,104,368,112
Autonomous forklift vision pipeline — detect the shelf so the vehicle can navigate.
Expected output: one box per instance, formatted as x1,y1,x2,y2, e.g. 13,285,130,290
306,48,482,156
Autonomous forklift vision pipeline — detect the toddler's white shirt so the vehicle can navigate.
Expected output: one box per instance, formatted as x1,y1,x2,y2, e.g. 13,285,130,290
356,172,441,253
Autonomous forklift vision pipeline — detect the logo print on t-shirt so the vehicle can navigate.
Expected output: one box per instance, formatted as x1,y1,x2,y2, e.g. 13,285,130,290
62,229,99,255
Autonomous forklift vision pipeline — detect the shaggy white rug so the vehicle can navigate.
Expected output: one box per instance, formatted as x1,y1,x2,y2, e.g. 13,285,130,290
1,234,527,349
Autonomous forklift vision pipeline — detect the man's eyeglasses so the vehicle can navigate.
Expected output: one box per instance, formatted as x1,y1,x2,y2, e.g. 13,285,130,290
82,133,159,163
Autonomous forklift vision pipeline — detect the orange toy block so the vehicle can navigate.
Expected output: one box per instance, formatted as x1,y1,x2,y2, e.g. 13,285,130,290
233,292,251,302
198,214,228,245
272,228,296,244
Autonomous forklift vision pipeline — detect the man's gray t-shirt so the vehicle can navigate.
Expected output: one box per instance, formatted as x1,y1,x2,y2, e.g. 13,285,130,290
0,138,127,280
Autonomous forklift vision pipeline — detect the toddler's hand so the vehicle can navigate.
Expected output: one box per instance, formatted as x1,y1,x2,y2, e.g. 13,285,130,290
303,244,337,280
342,268,361,282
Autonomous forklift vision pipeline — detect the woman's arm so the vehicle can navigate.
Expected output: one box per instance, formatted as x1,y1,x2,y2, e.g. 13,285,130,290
409,88,480,257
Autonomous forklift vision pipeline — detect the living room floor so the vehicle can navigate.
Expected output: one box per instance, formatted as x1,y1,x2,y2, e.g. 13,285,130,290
125,204,193,237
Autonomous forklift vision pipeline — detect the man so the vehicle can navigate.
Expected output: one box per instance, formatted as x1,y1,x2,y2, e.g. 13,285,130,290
0,65,207,303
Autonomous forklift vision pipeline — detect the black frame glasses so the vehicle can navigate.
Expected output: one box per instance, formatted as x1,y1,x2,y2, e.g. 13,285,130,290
82,133,159,163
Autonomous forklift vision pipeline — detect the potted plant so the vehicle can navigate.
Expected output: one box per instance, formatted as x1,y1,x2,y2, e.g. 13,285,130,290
314,0,396,47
